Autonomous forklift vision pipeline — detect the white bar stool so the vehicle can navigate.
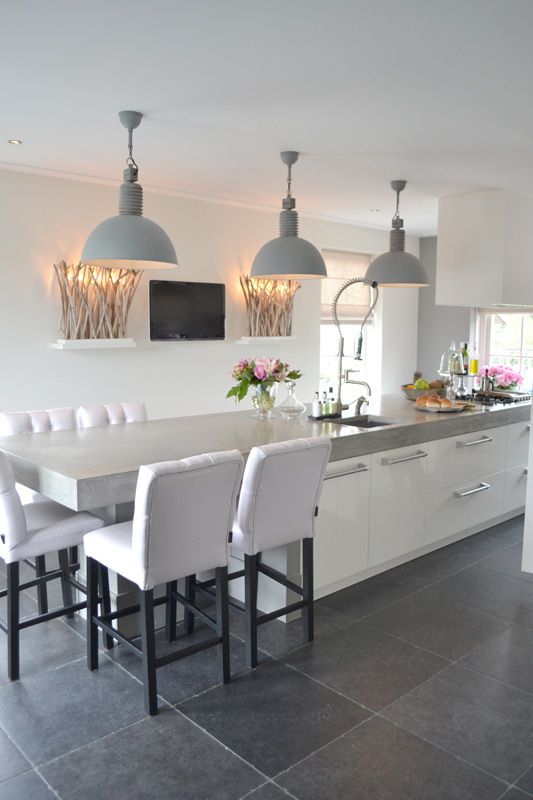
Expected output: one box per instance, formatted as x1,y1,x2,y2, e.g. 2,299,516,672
0,408,78,615
0,451,108,680
196,438,331,668
83,450,244,715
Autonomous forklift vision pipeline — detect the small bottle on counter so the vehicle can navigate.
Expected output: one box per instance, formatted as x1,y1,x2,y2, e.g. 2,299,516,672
323,390,331,416
470,345,479,377
312,391,321,418
461,342,469,375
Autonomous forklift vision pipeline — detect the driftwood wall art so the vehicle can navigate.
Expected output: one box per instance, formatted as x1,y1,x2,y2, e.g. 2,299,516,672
240,275,301,337
54,261,141,340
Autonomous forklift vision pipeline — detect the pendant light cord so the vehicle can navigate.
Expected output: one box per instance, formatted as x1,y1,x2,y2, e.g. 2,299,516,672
126,127,138,172
286,162,293,199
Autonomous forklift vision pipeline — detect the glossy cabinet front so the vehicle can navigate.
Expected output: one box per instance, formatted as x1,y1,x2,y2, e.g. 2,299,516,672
368,444,429,567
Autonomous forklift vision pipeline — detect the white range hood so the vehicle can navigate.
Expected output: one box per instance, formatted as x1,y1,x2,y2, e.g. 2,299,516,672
436,188,533,307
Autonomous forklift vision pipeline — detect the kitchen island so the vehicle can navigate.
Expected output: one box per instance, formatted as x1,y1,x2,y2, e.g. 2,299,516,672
0,394,530,611
0,393,530,511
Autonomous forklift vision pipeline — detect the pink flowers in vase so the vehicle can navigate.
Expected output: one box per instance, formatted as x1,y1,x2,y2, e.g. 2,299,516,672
227,357,302,402
480,364,524,390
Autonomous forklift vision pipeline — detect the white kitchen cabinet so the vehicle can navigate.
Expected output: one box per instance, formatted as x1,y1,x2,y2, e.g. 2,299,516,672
314,458,371,592
426,426,507,493
504,466,528,514
368,443,429,567
506,421,531,469
425,471,505,545
436,188,533,307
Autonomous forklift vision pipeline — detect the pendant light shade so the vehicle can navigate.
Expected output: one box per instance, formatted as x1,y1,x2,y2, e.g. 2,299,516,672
366,180,428,287
250,151,327,279
81,111,177,270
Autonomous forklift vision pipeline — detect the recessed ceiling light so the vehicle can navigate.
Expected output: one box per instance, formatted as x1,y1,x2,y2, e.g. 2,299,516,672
369,208,380,213
8,139,22,145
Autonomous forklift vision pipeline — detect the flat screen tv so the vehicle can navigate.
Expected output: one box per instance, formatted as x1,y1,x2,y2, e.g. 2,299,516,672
149,280,225,341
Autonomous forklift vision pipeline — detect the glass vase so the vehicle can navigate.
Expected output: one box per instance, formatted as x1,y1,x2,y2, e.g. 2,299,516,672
251,383,277,419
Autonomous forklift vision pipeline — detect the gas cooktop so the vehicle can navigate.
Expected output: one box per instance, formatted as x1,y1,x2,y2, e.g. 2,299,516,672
459,391,531,406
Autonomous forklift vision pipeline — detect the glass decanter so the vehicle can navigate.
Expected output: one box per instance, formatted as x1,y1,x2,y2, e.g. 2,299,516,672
278,380,306,419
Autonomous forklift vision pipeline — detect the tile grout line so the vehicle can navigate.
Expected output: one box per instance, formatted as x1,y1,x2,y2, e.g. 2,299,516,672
278,657,377,714
169,702,273,785
0,715,64,799
379,715,511,790
271,716,375,785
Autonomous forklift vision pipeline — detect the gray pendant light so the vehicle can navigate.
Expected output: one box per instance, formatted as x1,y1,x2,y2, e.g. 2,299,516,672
251,151,327,279
81,111,177,270
366,180,428,287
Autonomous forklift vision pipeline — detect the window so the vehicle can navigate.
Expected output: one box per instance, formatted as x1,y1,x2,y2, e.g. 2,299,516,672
478,308,533,390
320,250,374,403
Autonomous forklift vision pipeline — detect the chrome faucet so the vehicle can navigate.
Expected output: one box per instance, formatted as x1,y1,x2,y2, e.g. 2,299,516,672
354,395,369,415
331,276,378,414
344,376,371,396
346,378,371,416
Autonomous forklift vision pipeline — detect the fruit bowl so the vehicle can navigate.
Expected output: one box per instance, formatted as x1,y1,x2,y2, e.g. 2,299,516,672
401,385,447,401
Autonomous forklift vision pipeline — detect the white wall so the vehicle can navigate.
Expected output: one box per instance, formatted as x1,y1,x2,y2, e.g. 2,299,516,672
0,168,419,418
417,236,471,380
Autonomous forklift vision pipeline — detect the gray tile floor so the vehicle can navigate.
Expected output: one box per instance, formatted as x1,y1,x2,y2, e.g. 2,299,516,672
0,515,533,799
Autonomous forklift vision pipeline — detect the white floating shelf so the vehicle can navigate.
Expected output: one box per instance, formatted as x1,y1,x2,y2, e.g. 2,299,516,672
50,338,136,350
235,336,295,345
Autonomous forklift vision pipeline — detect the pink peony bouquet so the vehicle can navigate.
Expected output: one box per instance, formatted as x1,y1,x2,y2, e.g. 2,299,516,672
227,357,302,402
480,364,524,389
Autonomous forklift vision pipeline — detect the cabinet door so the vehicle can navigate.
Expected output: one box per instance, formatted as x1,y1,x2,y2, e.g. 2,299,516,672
314,458,371,591
426,426,507,493
369,444,429,567
503,466,528,514
425,471,505,545
506,421,530,469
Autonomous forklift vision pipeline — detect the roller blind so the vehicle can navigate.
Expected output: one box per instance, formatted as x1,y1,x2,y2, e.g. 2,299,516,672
321,250,373,323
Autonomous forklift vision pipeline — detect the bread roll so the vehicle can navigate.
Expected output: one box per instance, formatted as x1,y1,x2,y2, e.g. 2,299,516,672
415,396,428,407
425,396,442,409
440,398,452,408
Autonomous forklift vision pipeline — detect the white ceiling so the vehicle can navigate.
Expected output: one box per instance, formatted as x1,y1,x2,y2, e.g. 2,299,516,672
2,0,533,235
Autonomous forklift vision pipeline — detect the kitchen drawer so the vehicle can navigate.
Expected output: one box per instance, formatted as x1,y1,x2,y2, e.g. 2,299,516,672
426,426,506,493
506,421,531,469
314,457,370,590
369,443,428,567
503,465,528,513
425,470,505,546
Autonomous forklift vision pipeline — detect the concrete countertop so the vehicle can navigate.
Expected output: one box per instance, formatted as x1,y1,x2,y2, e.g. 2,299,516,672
1,394,530,510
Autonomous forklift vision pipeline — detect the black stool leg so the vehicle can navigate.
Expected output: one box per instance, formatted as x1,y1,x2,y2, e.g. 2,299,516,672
35,555,48,615
165,581,177,642
58,549,74,617
302,537,314,643
7,562,20,680
183,574,195,635
86,557,99,671
215,566,230,684
98,565,114,650
69,545,78,565
140,589,158,716
244,554,258,669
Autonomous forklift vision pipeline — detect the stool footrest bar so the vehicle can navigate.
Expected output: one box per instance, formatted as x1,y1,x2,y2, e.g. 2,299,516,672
257,562,303,596
257,600,307,625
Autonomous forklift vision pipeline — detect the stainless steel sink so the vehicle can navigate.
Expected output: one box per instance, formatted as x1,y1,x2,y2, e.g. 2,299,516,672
330,414,402,429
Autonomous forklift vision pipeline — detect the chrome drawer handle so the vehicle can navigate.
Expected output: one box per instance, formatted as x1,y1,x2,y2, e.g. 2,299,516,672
382,450,428,466
456,435,493,448
326,463,369,479
524,468,529,476
454,482,490,498
527,424,531,431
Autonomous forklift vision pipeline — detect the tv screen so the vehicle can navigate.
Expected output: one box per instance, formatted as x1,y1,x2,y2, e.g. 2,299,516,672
149,281,225,341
